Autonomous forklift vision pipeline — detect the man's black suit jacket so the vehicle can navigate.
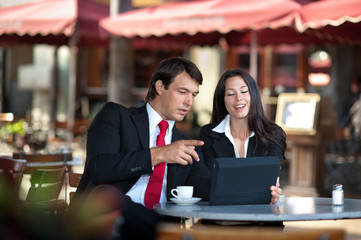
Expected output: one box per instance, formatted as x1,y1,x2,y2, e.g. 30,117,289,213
200,122,283,171
76,102,211,200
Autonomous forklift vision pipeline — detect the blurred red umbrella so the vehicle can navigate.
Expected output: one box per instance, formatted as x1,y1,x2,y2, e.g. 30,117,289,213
295,0,361,45
0,0,109,47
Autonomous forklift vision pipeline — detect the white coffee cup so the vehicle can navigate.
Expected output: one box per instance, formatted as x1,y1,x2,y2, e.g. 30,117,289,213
171,186,193,200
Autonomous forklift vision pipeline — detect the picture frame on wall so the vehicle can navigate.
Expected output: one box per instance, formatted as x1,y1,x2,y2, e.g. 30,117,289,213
275,93,321,135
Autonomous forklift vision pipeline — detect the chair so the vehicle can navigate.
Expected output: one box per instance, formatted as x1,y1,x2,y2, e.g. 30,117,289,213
0,156,27,198
156,223,346,240
25,166,68,216
68,172,82,202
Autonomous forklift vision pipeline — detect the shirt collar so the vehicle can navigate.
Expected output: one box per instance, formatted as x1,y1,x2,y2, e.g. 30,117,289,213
146,102,175,133
213,114,230,133
212,114,255,137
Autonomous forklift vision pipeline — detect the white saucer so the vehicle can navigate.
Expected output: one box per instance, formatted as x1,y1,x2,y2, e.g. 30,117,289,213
170,197,201,205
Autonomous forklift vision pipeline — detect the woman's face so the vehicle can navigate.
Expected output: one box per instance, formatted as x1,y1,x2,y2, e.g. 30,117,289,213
224,76,251,120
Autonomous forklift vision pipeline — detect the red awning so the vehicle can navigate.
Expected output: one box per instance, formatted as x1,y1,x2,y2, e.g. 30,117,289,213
295,0,361,44
100,0,301,41
0,0,109,46
100,0,361,47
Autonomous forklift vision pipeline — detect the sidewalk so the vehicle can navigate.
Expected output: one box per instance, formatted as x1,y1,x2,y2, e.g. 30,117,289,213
285,219,361,240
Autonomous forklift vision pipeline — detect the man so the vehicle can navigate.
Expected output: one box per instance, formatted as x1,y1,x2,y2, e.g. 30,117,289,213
70,57,211,240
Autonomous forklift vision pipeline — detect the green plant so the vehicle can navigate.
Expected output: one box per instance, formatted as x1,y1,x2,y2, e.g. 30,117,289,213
0,119,28,143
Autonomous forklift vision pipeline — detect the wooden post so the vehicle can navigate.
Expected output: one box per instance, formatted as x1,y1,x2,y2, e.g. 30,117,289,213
250,31,258,81
297,44,308,91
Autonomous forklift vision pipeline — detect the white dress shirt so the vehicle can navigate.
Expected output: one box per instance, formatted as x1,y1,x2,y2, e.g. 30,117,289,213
126,103,175,206
212,114,255,158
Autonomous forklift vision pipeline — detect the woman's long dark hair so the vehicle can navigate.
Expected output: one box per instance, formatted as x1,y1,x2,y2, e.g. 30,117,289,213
211,69,287,164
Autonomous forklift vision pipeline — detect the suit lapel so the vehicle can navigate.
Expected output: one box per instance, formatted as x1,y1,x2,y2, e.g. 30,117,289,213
210,131,235,158
171,127,183,142
168,127,184,174
247,137,256,157
131,105,149,149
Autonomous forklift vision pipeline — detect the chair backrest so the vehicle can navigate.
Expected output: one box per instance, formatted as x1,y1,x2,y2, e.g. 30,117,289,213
13,152,72,174
0,157,27,198
156,223,346,240
26,167,67,203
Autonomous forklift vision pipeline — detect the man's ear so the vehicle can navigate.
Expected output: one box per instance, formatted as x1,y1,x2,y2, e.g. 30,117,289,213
155,80,164,95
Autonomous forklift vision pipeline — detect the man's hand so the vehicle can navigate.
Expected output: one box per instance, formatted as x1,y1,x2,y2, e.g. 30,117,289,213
150,140,204,166
270,181,283,204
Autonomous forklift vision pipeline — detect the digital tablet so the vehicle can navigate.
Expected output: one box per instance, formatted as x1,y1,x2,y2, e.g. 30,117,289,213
209,156,281,205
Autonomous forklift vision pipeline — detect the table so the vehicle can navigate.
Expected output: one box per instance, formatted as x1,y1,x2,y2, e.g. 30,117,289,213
154,197,361,227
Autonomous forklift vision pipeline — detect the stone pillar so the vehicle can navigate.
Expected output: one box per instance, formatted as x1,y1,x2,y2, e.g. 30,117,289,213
107,0,135,106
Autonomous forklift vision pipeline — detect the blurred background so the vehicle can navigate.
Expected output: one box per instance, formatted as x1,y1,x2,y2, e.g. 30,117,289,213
1,0,361,238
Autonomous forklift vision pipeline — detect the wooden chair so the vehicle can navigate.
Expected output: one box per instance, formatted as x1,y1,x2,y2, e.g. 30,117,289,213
25,166,68,216
68,172,82,202
0,156,27,198
156,223,346,240
13,152,72,174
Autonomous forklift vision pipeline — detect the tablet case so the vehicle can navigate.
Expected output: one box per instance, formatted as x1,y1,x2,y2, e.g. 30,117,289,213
209,156,281,205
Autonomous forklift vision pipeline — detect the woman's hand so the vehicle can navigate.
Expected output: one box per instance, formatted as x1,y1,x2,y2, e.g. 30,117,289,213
270,181,283,204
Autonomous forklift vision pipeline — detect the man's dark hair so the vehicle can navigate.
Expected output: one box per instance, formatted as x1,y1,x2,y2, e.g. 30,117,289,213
145,57,203,102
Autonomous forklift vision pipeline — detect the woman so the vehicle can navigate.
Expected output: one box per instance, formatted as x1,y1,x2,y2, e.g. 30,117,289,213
200,68,286,204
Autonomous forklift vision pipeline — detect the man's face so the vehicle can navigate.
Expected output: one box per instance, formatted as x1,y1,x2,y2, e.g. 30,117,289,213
154,71,199,121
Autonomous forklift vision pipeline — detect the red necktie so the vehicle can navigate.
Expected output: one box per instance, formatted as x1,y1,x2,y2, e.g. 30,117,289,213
144,120,169,210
